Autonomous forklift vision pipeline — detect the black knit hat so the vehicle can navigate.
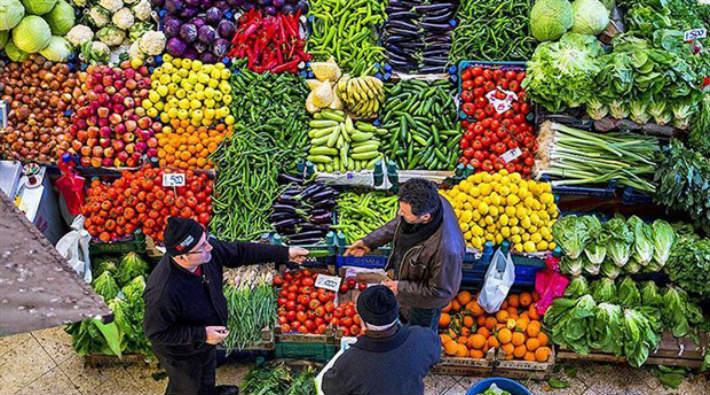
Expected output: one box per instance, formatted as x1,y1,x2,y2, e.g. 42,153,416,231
164,217,204,256
356,285,399,326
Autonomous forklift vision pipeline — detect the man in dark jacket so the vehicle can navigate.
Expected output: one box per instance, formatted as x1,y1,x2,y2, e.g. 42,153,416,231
143,217,308,395
345,178,465,330
320,285,441,395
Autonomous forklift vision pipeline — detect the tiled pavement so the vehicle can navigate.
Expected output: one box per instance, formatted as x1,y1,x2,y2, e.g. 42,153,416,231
1,327,708,395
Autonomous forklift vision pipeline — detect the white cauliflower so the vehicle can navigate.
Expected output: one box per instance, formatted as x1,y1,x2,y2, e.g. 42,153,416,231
98,0,123,12
132,0,151,21
128,40,144,59
138,30,166,56
112,8,135,30
66,25,94,46
96,26,126,46
88,6,111,28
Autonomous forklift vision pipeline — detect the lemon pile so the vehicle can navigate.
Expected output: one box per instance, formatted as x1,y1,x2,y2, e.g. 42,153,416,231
143,54,234,127
441,170,559,253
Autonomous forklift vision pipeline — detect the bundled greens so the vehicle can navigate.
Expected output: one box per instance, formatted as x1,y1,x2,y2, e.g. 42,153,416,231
91,271,119,301
523,33,604,113
545,277,708,367
628,215,655,267
241,363,316,395
552,215,592,260
116,252,148,286
666,230,710,297
535,122,660,192
604,218,634,268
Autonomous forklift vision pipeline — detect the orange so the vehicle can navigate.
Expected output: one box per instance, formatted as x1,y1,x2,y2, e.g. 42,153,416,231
440,334,453,345
470,349,484,359
501,343,515,356
507,294,520,307
501,301,508,310
451,300,462,312
470,302,485,317
528,304,540,320
444,341,458,356
511,332,526,346
513,345,527,358
463,316,475,329
469,334,486,349
455,344,468,358
495,323,506,331
527,321,541,338
457,336,469,345
533,290,540,302
537,332,549,346
506,319,517,330
519,293,532,307
495,310,509,323
506,307,519,319
497,328,512,344
526,338,540,351
487,336,500,349
516,318,529,333
477,316,487,327
476,327,490,338
439,313,451,328
460,327,471,338
485,317,497,330
524,352,536,362
535,347,551,362
442,301,452,313
457,290,472,305
465,301,478,312
520,311,529,320
447,328,457,339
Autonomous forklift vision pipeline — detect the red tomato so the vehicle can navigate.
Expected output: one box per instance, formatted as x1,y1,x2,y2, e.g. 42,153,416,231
340,317,353,327
474,76,485,87
471,67,483,77
301,277,314,287
342,327,351,337
296,311,307,323
286,311,296,321
298,325,308,334
287,292,296,301
462,102,475,116
278,316,288,325
460,90,474,102
325,301,335,313
358,281,367,291
304,319,315,331
278,297,287,306
333,308,344,318
482,69,493,80
473,87,485,98
339,283,349,293
309,299,320,310
318,293,329,303
281,324,292,333
460,139,470,150
315,307,325,317
346,278,356,289
350,325,361,336
317,324,327,334
298,294,310,306
462,68,472,81
344,306,356,317
505,70,517,80
462,80,475,90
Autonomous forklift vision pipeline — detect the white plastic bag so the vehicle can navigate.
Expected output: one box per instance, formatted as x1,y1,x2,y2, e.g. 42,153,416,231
55,215,92,284
478,246,515,313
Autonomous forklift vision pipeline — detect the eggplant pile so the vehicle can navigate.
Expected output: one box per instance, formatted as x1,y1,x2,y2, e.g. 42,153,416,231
269,174,337,245
383,0,459,74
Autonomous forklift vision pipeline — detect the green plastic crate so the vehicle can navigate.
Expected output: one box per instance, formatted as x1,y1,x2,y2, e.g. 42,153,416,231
89,230,146,255
274,342,337,362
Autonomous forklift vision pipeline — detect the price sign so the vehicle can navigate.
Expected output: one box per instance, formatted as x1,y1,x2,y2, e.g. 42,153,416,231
0,100,7,130
162,173,185,187
315,274,341,292
685,28,707,41
501,147,522,163
485,88,518,114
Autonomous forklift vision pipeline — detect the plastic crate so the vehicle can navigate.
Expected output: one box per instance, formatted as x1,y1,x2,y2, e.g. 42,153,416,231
466,378,531,395
463,243,494,270
544,176,618,199
89,230,146,255
621,187,652,205
274,342,337,362
335,247,391,270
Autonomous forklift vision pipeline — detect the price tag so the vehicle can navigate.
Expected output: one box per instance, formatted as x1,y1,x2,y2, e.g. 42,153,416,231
501,147,522,163
0,100,7,130
315,274,341,292
685,28,707,41
485,88,518,114
162,173,185,187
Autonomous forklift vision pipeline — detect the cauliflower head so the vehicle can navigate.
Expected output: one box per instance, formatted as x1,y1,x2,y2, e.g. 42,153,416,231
98,0,123,12
112,8,134,30
88,6,111,28
97,26,126,46
132,0,151,21
138,30,166,56
66,24,94,46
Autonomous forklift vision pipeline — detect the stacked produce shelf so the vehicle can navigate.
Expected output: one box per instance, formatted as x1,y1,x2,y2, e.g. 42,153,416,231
2,0,710,388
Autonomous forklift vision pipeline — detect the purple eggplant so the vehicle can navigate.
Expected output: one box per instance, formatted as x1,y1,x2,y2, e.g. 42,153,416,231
179,23,198,43
274,218,302,228
278,173,303,185
180,7,198,20
308,208,330,217
309,189,337,203
272,203,300,212
277,197,300,206
198,25,216,44
300,184,327,199
289,237,323,245
205,7,222,25
217,20,236,39
419,22,453,31
313,198,336,209
183,48,199,60
310,213,332,225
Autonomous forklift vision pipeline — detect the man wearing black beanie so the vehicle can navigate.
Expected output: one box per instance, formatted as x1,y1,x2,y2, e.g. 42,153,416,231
345,178,465,331
143,217,308,395
320,285,441,395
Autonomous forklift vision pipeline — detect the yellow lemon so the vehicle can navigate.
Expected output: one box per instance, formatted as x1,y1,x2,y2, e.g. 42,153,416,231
511,235,522,244
499,214,509,226
531,233,542,243
523,241,536,253
537,241,549,251
489,206,499,217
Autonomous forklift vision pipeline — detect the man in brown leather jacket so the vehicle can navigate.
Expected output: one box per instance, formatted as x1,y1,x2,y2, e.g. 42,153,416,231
345,178,465,330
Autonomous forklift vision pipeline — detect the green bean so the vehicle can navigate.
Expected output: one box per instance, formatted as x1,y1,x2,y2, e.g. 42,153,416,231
333,191,398,244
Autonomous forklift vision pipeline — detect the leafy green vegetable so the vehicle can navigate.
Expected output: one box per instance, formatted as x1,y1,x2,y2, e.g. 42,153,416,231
651,365,687,389
545,294,596,354
665,228,710,297
564,276,590,298
604,218,633,267
589,302,623,355
601,260,621,279
39,35,73,61
93,257,119,277
45,0,75,35
116,252,148,286
662,286,690,337
91,271,119,302
12,15,51,53
65,318,123,357
649,219,674,272
584,216,608,266
617,277,641,307
0,0,24,30
559,255,584,277
640,281,663,307
553,215,592,259
523,32,604,112
622,308,659,367
548,378,570,389
591,277,617,303
628,216,654,266
529,0,574,41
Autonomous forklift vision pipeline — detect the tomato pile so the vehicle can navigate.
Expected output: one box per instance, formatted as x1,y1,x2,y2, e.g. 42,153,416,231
458,66,536,176
274,270,362,337
82,167,213,243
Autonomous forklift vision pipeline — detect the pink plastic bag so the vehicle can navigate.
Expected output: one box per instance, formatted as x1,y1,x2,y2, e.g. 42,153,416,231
534,253,568,315
55,155,85,216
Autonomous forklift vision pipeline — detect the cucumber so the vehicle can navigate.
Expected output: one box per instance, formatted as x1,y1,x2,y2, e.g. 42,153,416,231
310,119,339,128
312,134,331,146
308,155,332,163
310,146,338,156
351,151,379,160
352,143,380,154
320,109,346,122
309,126,337,139
326,125,340,148
351,131,374,142
355,121,378,132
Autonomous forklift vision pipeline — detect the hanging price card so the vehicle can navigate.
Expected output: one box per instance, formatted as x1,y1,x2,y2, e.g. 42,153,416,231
162,173,186,187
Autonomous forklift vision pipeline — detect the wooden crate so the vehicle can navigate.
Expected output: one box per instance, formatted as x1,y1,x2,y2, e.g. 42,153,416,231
431,348,495,376
493,348,555,380
556,332,708,369
241,326,275,351
275,325,338,344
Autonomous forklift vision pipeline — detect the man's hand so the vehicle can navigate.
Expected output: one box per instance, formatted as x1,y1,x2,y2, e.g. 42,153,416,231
382,279,399,296
288,247,309,264
205,326,229,345
344,240,371,257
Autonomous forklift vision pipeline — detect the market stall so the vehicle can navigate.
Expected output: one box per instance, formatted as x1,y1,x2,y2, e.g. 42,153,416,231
1,0,710,392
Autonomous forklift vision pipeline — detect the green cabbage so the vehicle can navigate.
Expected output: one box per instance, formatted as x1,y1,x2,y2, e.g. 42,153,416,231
530,0,574,41
553,215,592,259
39,35,73,61
570,0,610,35
591,277,616,303
564,276,589,298
604,218,633,267
0,0,24,30
0,31,7,49
617,276,641,307
589,302,623,355
45,0,75,35
650,219,674,271
91,271,119,301
12,15,51,53
21,0,57,15
116,252,148,286
4,40,27,61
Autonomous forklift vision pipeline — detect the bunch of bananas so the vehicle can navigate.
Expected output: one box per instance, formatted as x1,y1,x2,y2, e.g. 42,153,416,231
336,75,385,119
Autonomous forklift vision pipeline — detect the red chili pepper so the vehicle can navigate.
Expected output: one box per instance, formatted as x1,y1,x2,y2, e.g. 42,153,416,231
271,59,301,73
